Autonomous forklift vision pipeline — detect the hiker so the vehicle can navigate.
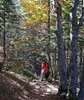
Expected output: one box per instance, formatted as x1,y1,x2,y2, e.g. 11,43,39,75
41,59,50,81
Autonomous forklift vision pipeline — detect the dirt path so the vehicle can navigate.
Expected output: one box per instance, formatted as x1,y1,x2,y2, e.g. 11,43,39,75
0,71,59,100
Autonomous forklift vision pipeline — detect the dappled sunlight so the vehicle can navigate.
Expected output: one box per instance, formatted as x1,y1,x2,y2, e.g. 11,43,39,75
9,78,21,87
0,71,62,100
34,85,40,89
30,79,58,96
8,71,29,82
0,0,83,99
46,84,58,93
1,71,60,100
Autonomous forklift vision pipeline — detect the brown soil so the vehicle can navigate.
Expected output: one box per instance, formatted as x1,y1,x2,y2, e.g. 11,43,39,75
0,71,60,100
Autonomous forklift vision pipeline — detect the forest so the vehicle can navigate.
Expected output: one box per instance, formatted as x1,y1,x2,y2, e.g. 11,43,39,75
0,0,84,100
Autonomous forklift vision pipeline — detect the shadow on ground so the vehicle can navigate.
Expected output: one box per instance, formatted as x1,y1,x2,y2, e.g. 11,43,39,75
0,72,65,100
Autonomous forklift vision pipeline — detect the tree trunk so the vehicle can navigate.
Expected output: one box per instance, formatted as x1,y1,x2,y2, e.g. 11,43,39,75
0,0,7,71
79,45,83,79
47,0,51,68
3,0,6,63
54,1,67,93
54,47,58,79
78,53,84,100
69,0,79,99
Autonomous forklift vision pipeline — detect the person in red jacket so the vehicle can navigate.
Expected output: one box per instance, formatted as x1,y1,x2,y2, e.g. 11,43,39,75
41,59,50,81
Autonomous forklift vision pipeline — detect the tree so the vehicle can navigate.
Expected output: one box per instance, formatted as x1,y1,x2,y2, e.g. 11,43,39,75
69,0,79,99
20,0,48,26
0,0,21,70
78,54,84,100
77,0,84,99
47,0,51,69
54,0,67,94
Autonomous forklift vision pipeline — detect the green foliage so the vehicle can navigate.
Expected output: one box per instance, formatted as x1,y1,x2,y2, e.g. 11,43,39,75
0,0,83,83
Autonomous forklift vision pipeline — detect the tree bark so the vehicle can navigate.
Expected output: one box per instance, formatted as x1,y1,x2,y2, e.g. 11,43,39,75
78,54,84,100
69,0,79,99
47,0,51,67
54,1,67,92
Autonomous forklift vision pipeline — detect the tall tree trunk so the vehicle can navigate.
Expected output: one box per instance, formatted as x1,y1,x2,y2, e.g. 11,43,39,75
78,53,84,100
77,1,84,99
47,0,51,68
3,0,6,63
54,47,58,79
69,0,79,99
79,45,83,79
0,0,6,71
54,1,67,93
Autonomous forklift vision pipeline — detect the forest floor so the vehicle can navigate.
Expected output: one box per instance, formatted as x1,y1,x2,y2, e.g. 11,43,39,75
0,71,61,100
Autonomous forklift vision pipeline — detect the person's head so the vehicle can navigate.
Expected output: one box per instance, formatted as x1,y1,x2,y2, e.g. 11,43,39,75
42,59,47,64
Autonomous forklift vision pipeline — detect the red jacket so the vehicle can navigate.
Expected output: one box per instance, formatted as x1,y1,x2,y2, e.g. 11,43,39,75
41,62,48,71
